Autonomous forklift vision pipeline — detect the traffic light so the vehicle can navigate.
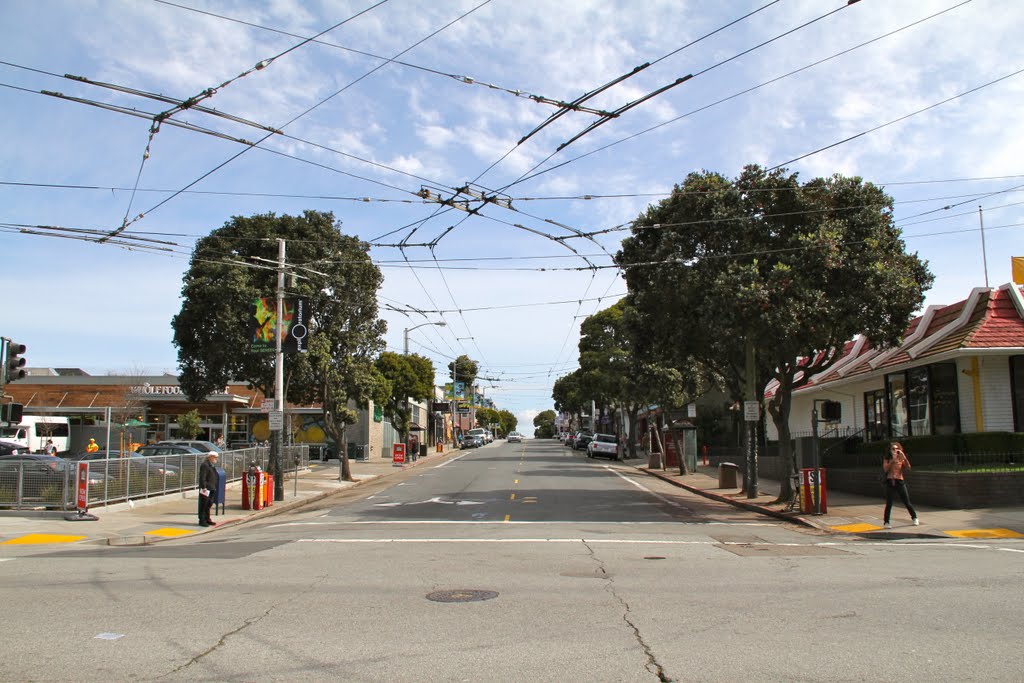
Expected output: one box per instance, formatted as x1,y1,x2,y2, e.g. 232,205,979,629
5,340,26,383
0,402,23,424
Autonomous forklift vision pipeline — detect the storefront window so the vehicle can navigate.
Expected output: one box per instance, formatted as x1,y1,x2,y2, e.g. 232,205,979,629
886,373,908,438
930,363,960,435
907,366,930,436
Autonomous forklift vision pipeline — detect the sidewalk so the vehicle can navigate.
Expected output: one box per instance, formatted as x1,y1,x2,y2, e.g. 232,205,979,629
635,462,1024,540
0,448,452,547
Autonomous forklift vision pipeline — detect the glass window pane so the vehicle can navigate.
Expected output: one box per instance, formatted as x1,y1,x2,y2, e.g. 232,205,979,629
1012,356,1024,432
908,367,930,436
930,363,960,435
887,373,908,438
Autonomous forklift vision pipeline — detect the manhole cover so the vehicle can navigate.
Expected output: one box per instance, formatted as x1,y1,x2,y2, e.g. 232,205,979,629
426,589,499,603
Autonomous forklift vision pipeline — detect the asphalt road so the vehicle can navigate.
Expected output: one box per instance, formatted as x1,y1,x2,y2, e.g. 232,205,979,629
1,439,1022,682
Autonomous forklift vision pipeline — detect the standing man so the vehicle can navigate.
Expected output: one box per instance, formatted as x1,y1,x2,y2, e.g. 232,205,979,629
86,438,100,453
197,451,218,527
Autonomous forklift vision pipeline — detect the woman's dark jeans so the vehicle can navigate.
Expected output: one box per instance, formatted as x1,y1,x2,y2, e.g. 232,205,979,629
884,479,917,523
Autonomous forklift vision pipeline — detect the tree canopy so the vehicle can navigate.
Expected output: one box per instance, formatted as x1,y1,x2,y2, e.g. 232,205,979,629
619,165,933,494
447,355,479,389
533,409,556,438
171,210,386,481
375,351,436,442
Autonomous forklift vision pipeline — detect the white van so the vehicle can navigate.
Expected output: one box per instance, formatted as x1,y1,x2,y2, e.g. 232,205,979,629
0,416,70,453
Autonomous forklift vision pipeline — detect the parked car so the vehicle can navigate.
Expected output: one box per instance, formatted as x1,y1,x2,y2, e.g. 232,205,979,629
573,431,594,451
65,450,180,478
564,432,577,448
0,453,106,498
136,443,207,458
507,432,523,443
587,434,618,460
155,440,221,454
461,434,483,449
0,440,26,456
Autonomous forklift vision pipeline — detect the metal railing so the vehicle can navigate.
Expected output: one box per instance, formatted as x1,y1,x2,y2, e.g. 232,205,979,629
822,449,1024,473
0,445,309,510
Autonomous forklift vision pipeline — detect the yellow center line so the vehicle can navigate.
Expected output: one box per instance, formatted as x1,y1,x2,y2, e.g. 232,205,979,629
510,493,516,500
514,479,519,484
504,514,511,522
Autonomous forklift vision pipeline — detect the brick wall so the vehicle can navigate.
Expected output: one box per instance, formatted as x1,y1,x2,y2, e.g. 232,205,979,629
825,468,1024,508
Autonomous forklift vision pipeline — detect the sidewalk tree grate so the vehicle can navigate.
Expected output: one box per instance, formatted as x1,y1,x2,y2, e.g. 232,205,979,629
426,589,498,603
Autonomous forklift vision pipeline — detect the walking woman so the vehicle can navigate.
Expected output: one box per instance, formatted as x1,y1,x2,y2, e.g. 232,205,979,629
883,441,919,528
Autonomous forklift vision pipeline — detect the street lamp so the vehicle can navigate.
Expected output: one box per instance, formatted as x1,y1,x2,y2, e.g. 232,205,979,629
404,321,447,354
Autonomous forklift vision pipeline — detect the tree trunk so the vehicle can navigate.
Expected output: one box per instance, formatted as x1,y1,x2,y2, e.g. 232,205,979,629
768,374,795,502
627,406,639,459
339,424,352,482
671,430,689,475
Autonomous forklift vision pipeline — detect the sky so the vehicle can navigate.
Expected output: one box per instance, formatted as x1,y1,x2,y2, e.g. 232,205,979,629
2,0,1023,430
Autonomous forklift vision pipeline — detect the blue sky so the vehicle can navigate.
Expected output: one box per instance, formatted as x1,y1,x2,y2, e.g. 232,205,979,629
2,0,1022,428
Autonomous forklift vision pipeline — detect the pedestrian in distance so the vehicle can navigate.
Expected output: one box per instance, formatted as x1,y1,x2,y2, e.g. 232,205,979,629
43,439,57,456
85,438,99,453
197,451,219,527
882,441,919,529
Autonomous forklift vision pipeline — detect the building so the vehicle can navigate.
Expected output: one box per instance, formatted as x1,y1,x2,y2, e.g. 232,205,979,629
2,370,391,457
765,283,1024,442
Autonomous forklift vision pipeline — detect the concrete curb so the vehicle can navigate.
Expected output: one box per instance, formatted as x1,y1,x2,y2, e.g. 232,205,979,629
105,451,442,545
635,466,825,532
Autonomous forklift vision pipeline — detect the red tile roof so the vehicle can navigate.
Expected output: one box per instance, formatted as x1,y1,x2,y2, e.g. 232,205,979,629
772,284,1024,397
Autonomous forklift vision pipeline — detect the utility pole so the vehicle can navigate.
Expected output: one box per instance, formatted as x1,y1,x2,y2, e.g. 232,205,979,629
978,206,990,288
272,238,285,501
745,339,759,498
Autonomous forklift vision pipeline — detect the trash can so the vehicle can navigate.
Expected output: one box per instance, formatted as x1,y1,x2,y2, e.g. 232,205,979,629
347,442,357,460
420,444,428,459
718,462,739,488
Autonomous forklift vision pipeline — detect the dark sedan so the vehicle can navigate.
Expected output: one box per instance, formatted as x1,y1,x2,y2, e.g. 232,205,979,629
65,451,180,478
0,454,106,500
460,435,483,449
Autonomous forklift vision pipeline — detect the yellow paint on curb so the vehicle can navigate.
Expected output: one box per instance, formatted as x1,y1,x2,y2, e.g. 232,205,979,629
145,528,196,538
2,533,87,545
945,528,1024,539
832,523,883,533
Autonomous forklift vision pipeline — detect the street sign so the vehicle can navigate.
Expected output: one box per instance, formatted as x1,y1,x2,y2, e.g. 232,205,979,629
743,400,760,422
687,403,697,418
268,410,284,430
260,399,275,413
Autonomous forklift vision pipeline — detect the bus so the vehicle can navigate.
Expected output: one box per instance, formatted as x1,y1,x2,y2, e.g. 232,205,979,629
0,416,71,453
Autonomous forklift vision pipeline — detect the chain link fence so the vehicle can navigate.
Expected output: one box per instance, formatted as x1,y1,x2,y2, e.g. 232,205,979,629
0,445,309,510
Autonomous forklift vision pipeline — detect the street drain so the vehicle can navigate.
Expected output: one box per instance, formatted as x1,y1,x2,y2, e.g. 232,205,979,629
426,589,499,603
644,556,666,560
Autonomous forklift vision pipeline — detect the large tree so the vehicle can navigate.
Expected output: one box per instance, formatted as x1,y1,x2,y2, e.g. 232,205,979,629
533,409,556,438
375,352,436,448
619,166,932,498
172,210,386,483
447,355,479,390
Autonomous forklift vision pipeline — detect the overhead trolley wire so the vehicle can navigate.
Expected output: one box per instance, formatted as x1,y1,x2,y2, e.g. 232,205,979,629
501,0,972,192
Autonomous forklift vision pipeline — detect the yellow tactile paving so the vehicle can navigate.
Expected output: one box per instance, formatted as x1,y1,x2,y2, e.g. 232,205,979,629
145,528,196,538
2,533,87,545
944,528,1024,539
832,523,883,533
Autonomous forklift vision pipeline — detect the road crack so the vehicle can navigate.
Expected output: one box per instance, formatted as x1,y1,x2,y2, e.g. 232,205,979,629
582,540,672,682
157,573,329,679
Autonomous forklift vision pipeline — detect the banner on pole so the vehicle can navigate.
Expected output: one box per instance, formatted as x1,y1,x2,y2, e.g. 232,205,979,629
252,298,308,353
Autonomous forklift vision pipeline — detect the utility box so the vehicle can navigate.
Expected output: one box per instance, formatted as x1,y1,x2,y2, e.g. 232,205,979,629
214,467,226,516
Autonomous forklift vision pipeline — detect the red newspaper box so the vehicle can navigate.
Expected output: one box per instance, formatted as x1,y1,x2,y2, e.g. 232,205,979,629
262,474,274,507
392,443,406,466
800,468,827,514
242,465,264,510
